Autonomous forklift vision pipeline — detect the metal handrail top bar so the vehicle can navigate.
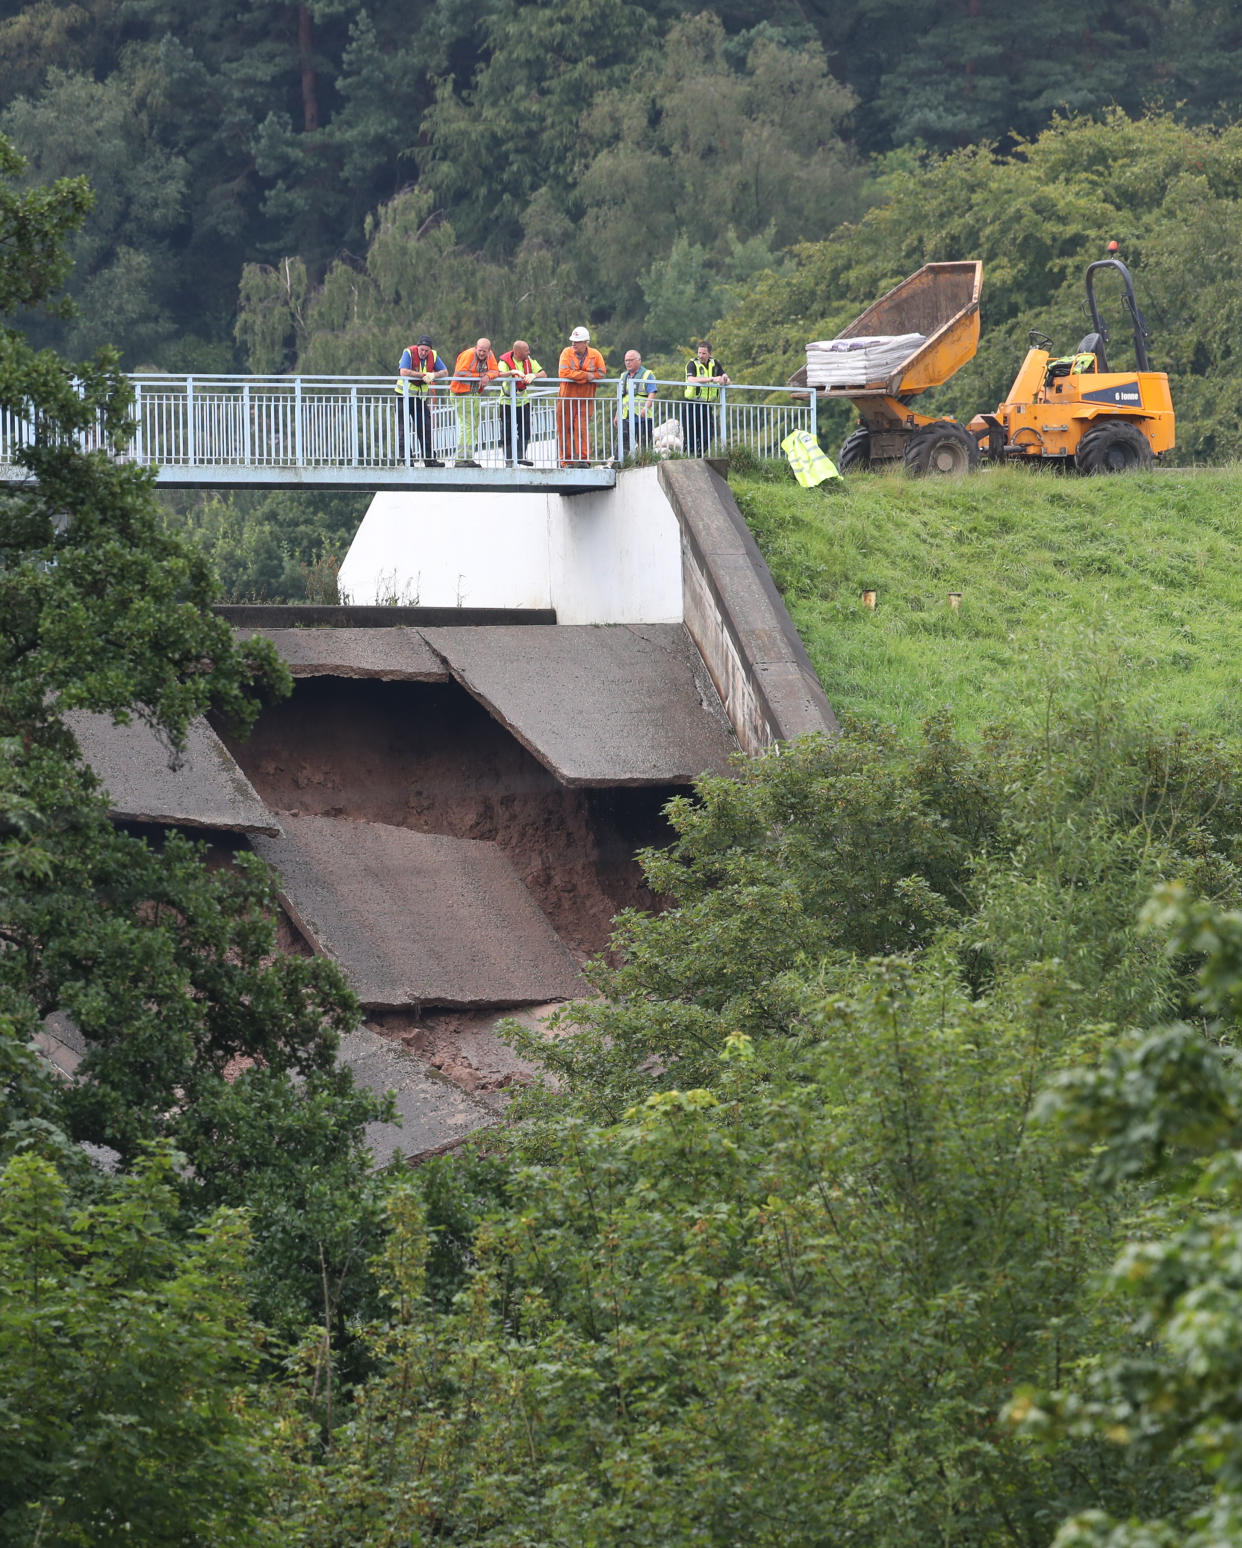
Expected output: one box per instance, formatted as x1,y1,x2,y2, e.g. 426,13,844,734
124,373,807,396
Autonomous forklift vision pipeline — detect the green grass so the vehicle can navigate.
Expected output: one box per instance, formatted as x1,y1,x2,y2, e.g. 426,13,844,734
730,461,1242,740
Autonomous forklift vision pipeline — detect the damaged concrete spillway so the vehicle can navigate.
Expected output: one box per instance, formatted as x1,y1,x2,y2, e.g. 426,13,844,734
75,463,837,1159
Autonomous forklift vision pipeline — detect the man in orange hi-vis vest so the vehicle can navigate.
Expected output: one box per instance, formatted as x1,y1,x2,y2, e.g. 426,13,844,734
450,337,498,467
556,326,606,467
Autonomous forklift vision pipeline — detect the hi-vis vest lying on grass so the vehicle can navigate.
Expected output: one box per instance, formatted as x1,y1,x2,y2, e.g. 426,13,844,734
781,429,841,488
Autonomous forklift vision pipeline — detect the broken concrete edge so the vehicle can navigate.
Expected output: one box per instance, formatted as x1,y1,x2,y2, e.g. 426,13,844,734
214,604,558,629
359,996,576,1013
232,627,452,682
657,460,840,754
419,631,707,790
110,807,282,836
371,1123,504,1167
418,633,576,784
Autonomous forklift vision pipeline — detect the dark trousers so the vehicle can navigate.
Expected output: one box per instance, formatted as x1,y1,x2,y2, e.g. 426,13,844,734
397,396,434,461
619,415,652,458
502,399,532,462
682,398,715,457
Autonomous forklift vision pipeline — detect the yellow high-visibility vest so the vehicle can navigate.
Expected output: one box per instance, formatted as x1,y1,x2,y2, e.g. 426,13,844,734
781,429,841,488
395,345,440,395
620,368,656,418
685,358,721,402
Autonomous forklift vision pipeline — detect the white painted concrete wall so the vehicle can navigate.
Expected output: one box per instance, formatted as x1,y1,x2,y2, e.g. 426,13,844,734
338,466,683,624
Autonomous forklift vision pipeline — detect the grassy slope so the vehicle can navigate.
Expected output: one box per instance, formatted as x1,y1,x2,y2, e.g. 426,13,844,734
731,463,1242,741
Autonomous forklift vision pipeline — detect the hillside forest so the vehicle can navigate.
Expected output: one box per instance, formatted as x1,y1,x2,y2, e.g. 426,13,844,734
11,4,1242,1544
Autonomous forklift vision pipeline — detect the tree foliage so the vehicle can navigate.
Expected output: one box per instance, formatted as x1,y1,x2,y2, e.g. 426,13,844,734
274,961,1177,1545
236,13,864,369
2,68,189,362
1009,883,1242,1545
0,1146,276,1548
508,704,1242,1124
0,132,386,1349
251,694,1242,1544
1,0,1242,369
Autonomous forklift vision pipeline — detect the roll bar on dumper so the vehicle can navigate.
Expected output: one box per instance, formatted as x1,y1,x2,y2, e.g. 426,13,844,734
794,256,1175,475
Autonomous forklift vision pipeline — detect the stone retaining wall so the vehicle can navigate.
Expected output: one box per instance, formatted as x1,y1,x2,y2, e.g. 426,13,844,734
658,461,839,754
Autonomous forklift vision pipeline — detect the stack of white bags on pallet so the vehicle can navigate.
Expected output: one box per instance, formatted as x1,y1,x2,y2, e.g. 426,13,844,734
806,333,926,388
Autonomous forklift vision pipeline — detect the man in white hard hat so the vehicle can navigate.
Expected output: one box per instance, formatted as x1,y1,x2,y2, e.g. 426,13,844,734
556,325,606,467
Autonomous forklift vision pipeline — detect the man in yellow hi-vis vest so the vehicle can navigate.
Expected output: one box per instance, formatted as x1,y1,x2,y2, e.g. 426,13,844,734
395,335,448,465
497,340,546,465
683,341,729,457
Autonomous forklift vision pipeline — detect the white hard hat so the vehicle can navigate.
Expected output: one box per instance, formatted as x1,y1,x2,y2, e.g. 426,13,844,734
570,326,590,343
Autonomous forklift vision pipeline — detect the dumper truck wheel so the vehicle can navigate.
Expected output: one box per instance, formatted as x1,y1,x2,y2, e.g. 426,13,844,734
904,421,980,476
1074,418,1154,474
838,428,872,472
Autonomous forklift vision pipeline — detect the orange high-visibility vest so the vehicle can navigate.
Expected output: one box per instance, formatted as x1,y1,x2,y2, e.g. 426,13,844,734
451,348,498,394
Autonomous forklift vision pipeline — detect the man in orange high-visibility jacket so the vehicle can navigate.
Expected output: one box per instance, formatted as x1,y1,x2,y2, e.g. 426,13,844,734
450,337,498,467
556,326,606,467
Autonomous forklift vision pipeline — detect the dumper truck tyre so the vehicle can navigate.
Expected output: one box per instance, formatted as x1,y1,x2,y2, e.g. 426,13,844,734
1074,418,1154,474
838,428,872,472
903,421,980,476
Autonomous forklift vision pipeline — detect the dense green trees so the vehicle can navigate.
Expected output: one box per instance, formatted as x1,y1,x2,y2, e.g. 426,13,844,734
235,13,865,367
0,130,385,1359
2,69,188,361
1012,884,1242,1545
259,701,1241,1544
0,1149,276,1547
5,0,1242,374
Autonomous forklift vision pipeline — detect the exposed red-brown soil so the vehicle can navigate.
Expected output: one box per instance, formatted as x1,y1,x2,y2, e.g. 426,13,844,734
365,1006,559,1095
212,677,678,965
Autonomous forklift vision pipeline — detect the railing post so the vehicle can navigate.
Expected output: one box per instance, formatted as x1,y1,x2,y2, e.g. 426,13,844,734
718,384,727,451
294,376,304,466
615,376,626,462
243,382,252,466
810,383,818,444
133,382,144,465
350,385,359,466
186,376,195,465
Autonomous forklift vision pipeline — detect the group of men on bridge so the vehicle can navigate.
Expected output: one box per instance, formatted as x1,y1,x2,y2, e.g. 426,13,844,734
395,327,730,469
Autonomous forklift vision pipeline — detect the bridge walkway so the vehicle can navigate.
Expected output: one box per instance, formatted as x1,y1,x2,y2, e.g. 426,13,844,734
0,373,815,490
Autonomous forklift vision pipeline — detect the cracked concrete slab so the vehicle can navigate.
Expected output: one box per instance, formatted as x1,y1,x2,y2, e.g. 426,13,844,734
35,1010,88,1080
67,711,281,835
237,626,450,681
253,815,584,1009
421,624,737,786
339,1026,499,1163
